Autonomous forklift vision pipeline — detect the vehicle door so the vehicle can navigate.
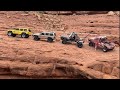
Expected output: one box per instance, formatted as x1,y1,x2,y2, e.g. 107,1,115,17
99,38,107,48
94,38,101,48
13,28,19,34
40,32,46,39
24,29,28,34
49,33,54,39
28,29,32,35
19,29,24,34
45,33,49,39
98,38,103,48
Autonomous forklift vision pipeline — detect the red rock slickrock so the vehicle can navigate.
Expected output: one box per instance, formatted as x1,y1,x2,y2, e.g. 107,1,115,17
0,11,119,79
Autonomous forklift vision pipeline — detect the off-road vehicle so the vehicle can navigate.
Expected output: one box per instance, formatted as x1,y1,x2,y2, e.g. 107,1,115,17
88,36,115,52
7,28,32,38
32,32,56,42
61,32,86,48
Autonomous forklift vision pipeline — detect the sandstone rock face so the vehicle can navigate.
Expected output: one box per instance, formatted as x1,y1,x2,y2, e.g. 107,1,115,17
88,60,119,79
0,63,10,74
0,11,119,79
43,11,109,15
88,64,103,72
75,11,109,15
102,64,113,74
111,67,119,77
103,74,117,79
0,61,89,79
43,11,73,15
107,11,116,16
31,11,68,32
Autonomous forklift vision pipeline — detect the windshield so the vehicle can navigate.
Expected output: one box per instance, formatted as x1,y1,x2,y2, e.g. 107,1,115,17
29,30,31,32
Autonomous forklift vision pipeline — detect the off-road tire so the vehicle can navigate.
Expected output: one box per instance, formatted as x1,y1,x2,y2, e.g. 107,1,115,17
12,34,16,37
21,33,27,38
102,47,108,52
47,37,53,42
62,39,67,44
33,35,40,41
89,41,94,46
77,42,83,48
25,34,29,38
7,31,13,36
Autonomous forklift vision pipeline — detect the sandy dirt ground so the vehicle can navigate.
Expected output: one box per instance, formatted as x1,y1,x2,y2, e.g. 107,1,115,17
0,11,119,79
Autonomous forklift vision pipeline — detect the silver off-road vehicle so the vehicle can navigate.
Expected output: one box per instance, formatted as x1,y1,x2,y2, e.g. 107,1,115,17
60,32,92,48
32,32,56,42
60,32,84,48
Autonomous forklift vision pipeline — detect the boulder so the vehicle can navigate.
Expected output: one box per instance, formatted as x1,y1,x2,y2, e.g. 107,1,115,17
26,64,53,77
102,64,113,74
103,74,118,79
111,67,119,78
0,63,10,74
107,11,115,16
93,64,103,71
9,63,29,75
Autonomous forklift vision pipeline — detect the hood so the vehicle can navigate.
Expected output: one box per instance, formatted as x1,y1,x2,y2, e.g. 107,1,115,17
61,35,69,38
61,34,69,37
104,42,115,49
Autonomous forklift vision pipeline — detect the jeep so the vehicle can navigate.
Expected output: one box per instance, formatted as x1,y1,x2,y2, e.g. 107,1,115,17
7,28,32,38
60,32,92,48
88,36,115,52
32,32,56,42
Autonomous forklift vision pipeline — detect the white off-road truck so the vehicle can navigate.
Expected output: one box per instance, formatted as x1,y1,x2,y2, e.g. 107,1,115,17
32,31,56,42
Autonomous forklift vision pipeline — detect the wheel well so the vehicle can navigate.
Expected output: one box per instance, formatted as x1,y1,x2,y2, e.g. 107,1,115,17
8,31,12,33
34,35,39,37
89,40,94,43
21,32,26,35
48,37,52,39
22,33,29,37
